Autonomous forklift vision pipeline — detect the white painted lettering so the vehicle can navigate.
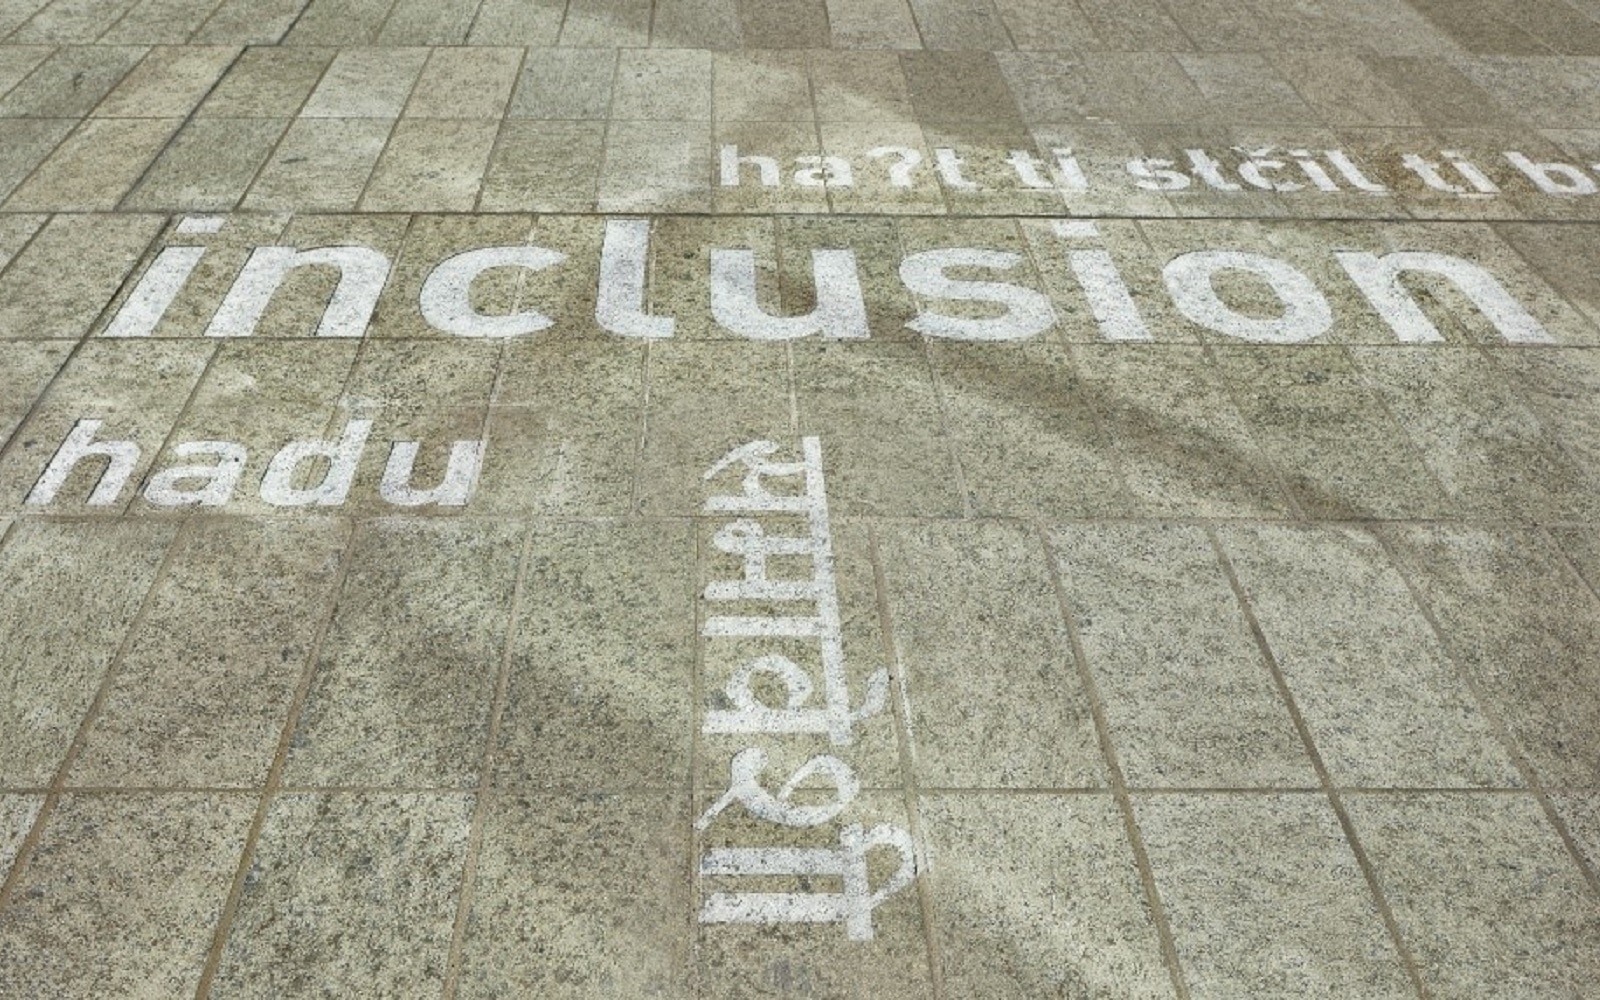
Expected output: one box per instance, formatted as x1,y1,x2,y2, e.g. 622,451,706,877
1336,251,1554,344
710,249,868,340
103,246,206,338
1163,251,1333,344
259,418,371,507
596,219,674,339
420,246,565,339
379,439,485,506
26,420,139,506
143,441,246,507
1504,151,1598,196
207,245,390,338
900,248,1056,341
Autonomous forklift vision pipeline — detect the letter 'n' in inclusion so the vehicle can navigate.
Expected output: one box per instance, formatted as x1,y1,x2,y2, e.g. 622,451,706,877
700,824,918,941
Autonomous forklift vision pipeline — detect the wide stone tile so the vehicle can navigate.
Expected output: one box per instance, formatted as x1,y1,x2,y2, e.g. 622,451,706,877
613,48,712,122
876,520,1107,789
0,45,146,117
635,339,791,516
736,0,830,48
491,519,693,791
1382,525,1600,789
377,0,477,45
1051,524,1312,789
1346,792,1600,998
1219,523,1519,789
193,0,305,44
284,520,523,788
69,518,351,788
283,0,396,45
0,522,174,785
598,120,713,213
559,0,652,47
458,792,693,998
196,46,334,117
99,0,234,44
1551,793,1600,874
211,792,473,998
4,117,179,211
468,0,563,45
301,46,428,118
1070,344,1290,518
124,116,288,211
404,46,522,119
0,117,76,203
0,340,212,514
1351,346,1600,521
696,791,929,999
480,120,604,213
1136,793,1412,999
90,43,236,117
507,46,615,120
1213,346,1452,520
794,344,964,517
922,793,1175,998
243,117,391,211
478,343,642,516
0,793,252,999
9,0,138,43
359,117,498,212
825,0,921,48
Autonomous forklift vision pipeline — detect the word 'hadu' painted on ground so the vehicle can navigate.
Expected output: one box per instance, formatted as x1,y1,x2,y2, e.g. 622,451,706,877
721,143,1600,199
24,418,484,510
695,438,914,942
102,215,1563,347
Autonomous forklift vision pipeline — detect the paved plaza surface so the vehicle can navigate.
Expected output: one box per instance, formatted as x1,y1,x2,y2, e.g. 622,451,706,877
3,0,1600,997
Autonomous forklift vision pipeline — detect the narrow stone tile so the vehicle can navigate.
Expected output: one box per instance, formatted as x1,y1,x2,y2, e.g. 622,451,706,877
0,522,176,785
479,120,603,212
1496,222,1600,329
713,120,829,214
906,0,1013,50
192,0,305,44
1052,524,1312,788
377,0,477,45
1220,523,1519,788
491,519,692,790
993,0,1096,50
243,116,391,211
824,0,922,48
652,0,742,49
359,117,498,212
1346,792,1600,997
0,212,44,270
196,45,334,117
597,120,712,213
1363,56,1520,128
91,43,236,117
4,116,179,211
0,45,57,96
1069,344,1290,518
478,342,643,516
1552,525,1600,599
0,793,253,999
1175,53,1320,126
921,793,1175,997
1136,794,1412,998
8,0,138,44
342,339,500,416
1551,793,1600,875
68,519,350,787
0,794,42,874
467,0,563,46
285,520,523,788
458,793,691,998
282,0,396,45
1269,51,1425,127
0,340,212,513
1383,525,1600,789
0,44,147,117
0,2,49,40
404,46,521,119
0,340,70,452
695,792,931,997
559,0,652,48
736,0,830,48
124,116,287,211
1164,0,1276,52
877,521,1107,789
613,49,713,121
635,338,791,515
212,793,473,998
0,213,164,340
364,212,532,340
1351,347,1600,521
301,46,427,118
934,350,1127,517
1212,346,1451,519
99,0,232,45
1076,0,1192,51
507,47,615,120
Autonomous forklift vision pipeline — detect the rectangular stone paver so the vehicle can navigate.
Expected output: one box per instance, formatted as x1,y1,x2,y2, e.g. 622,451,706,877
2,2,1600,997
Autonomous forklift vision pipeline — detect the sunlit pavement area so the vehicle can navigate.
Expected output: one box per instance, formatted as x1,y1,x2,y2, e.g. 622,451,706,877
2,0,1600,997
